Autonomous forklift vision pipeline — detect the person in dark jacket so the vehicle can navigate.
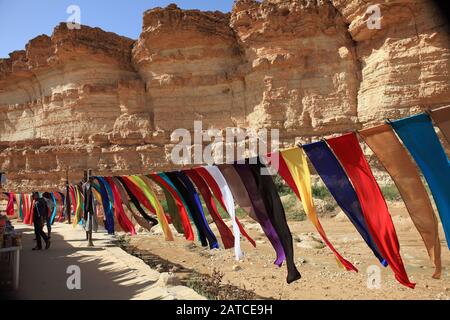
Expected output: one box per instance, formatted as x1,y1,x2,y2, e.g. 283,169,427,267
42,192,53,238
32,192,51,250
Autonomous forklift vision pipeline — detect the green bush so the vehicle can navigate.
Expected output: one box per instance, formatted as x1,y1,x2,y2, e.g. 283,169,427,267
381,184,401,201
273,174,292,196
286,209,306,221
312,185,332,199
235,207,248,219
324,202,337,212
281,194,307,221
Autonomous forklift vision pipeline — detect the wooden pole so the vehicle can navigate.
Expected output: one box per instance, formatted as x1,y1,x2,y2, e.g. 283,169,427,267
66,170,71,224
85,169,94,247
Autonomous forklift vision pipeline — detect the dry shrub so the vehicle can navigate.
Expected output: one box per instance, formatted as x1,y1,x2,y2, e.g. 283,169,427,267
187,268,256,300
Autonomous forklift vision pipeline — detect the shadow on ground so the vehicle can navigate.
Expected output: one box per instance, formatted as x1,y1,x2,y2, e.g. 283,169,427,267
2,225,158,300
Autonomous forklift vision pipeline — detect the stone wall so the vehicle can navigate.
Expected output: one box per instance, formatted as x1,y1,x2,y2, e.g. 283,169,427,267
0,0,449,191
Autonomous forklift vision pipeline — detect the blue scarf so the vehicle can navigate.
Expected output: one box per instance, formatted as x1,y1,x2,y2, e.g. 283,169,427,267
176,171,219,249
391,113,450,248
95,177,115,234
49,193,57,224
303,141,387,266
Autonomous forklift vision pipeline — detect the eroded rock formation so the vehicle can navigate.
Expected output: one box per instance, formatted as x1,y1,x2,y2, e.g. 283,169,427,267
1,0,449,191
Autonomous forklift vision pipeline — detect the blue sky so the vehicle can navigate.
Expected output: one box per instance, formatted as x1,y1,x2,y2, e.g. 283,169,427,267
0,0,235,58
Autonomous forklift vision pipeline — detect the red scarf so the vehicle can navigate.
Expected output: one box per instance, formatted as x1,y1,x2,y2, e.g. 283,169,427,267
193,167,256,247
105,177,136,235
327,133,415,289
149,174,194,241
184,169,235,249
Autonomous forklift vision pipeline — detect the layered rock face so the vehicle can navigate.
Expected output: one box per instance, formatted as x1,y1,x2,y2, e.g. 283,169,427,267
332,0,450,124
0,24,162,190
133,4,246,131
231,0,360,144
0,0,449,191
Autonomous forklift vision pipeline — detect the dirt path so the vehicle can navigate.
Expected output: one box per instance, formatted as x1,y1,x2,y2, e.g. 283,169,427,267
3,223,204,300
126,203,450,300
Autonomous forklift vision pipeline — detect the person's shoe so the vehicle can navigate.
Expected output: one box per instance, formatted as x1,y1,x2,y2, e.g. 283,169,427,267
32,246,42,251
45,240,51,250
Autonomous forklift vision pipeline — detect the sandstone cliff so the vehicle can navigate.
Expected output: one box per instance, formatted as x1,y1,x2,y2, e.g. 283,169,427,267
0,0,449,191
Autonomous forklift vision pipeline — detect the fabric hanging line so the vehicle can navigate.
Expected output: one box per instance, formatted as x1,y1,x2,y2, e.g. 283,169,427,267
3,105,450,289
49,107,448,182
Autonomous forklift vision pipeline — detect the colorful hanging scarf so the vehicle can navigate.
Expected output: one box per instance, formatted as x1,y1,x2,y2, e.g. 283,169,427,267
149,173,194,240
91,184,106,223
232,163,286,267
391,114,450,248
65,184,72,223
5,193,15,216
91,186,102,204
176,171,219,249
115,176,158,227
23,194,32,225
23,194,29,221
359,124,442,278
218,164,258,222
163,189,180,229
196,166,256,249
68,186,76,220
276,154,302,200
53,192,61,221
15,193,23,220
56,192,65,222
302,141,386,266
95,177,115,234
105,177,136,234
202,166,242,255
128,175,173,241
73,185,83,227
27,195,34,225
184,169,235,249
79,186,86,219
429,105,450,143
140,176,174,226
154,180,184,234
165,171,210,246
195,166,255,259
247,157,301,284
49,193,57,224
29,195,35,225
111,177,153,232
119,176,156,215
327,133,415,289
278,148,357,272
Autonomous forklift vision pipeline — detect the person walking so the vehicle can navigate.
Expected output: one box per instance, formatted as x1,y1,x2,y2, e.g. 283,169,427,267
42,192,54,238
32,192,51,250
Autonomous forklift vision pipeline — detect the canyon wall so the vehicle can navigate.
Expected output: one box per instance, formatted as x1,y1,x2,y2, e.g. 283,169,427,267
0,0,449,192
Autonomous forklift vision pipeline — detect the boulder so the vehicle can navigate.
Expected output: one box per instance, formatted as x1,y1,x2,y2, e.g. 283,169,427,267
296,240,326,250
155,272,181,287
334,210,348,222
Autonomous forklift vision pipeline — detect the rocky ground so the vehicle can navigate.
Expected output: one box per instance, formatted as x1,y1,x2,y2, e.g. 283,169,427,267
124,201,450,300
